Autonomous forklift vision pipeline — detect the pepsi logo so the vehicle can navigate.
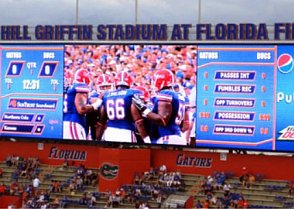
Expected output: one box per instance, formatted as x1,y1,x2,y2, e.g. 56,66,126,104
277,53,294,74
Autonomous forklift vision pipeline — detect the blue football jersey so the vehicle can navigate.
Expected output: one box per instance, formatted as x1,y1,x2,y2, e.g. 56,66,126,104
63,83,89,128
103,88,141,130
152,89,186,137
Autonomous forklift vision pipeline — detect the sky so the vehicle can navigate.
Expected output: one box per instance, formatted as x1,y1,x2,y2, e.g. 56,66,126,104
0,0,293,26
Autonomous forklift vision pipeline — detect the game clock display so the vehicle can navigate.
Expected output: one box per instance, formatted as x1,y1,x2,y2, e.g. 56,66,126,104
0,45,64,139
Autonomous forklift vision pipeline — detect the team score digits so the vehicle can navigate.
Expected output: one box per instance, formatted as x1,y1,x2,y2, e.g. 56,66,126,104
106,98,125,120
257,52,271,60
175,102,185,125
22,79,40,90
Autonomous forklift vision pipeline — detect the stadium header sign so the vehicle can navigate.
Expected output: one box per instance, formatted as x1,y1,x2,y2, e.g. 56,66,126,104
1,23,294,41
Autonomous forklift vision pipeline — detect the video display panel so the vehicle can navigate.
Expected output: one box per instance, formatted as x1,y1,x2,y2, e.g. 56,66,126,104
0,44,293,153
62,45,197,145
196,45,276,150
0,45,64,139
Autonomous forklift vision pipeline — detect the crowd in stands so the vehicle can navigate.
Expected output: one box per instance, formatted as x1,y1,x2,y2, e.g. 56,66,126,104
0,155,53,208
100,164,184,209
64,45,196,96
196,171,249,209
2,156,294,209
0,156,100,209
6,155,41,181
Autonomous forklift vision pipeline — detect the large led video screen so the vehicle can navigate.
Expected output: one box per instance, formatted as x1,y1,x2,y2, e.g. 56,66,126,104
0,44,294,152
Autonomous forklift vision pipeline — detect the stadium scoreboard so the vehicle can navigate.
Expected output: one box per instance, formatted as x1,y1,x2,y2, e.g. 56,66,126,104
0,45,64,139
0,44,293,152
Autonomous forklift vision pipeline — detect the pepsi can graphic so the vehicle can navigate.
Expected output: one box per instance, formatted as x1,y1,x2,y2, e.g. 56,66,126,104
277,53,294,74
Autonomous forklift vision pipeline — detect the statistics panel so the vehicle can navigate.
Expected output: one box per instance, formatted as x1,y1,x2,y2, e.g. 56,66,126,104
0,45,64,139
196,45,276,151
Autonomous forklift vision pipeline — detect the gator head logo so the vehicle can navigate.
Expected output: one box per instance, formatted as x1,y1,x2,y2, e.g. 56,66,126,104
100,163,119,180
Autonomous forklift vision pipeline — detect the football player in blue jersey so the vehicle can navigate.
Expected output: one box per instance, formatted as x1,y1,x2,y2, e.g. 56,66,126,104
96,71,151,144
63,69,103,140
132,69,189,145
132,85,153,144
174,83,191,144
86,74,113,140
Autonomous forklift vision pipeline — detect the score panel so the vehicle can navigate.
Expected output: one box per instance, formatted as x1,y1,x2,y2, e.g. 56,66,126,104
0,45,64,139
196,45,276,151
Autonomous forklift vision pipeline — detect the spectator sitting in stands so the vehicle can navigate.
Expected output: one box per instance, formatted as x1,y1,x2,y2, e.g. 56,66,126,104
19,168,28,178
152,187,159,200
158,165,167,176
149,167,157,177
223,181,231,197
79,192,89,205
215,197,223,209
173,171,182,188
202,177,214,195
9,180,19,195
62,160,69,170
239,166,248,187
0,168,3,178
134,173,142,185
51,197,60,209
203,199,210,209
11,155,20,167
32,157,40,169
37,190,46,203
0,183,6,195
206,191,216,205
76,176,84,191
76,164,86,179
51,181,61,193
69,180,77,195
84,169,93,185
195,199,203,208
156,192,162,208
237,196,244,208
112,190,121,207
88,192,98,208
90,171,98,186
158,173,167,186
143,167,156,182
243,198,249,209
32,176,41,195
106,191,114,207
142,171,152,182
119,188,126,203
246,174,255,188
288,181,294,197
6,156,12,167
134,187,142,202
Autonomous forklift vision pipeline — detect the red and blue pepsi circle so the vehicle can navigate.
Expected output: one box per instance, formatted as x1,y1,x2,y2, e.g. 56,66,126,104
277,53,294,74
